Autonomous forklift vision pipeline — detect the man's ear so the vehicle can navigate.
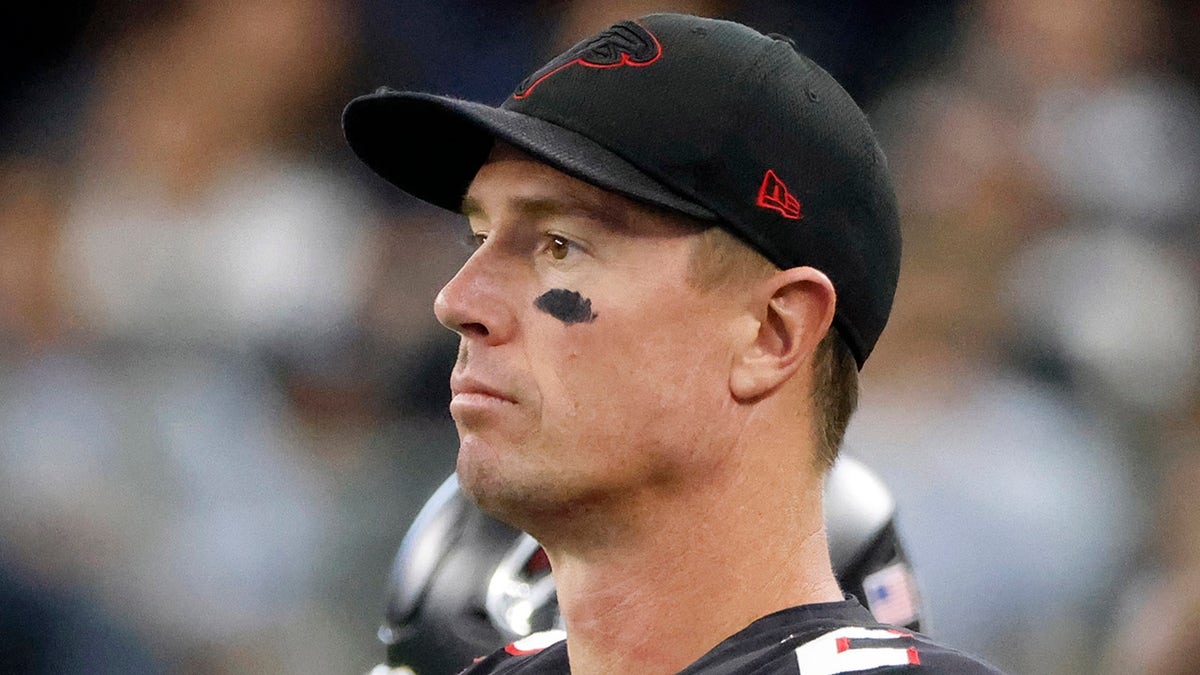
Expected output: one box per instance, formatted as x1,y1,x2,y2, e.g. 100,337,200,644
729,266,836,401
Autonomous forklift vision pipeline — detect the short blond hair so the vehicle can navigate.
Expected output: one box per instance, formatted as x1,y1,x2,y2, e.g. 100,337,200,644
687,226,859,468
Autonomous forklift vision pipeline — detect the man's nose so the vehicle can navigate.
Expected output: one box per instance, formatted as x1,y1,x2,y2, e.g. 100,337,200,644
434,248,517,345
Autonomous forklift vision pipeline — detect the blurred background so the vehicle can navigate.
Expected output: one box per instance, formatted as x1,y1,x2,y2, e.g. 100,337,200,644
1,1,1198,673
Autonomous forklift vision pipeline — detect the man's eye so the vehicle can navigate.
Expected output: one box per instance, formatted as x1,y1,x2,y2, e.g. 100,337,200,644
548,235,570,260
470,232,488,248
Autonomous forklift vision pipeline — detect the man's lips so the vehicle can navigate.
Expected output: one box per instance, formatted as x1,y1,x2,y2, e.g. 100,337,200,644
449,375,517,406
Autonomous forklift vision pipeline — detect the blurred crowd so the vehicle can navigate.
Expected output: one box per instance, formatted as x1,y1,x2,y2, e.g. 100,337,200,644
1,1,1198,673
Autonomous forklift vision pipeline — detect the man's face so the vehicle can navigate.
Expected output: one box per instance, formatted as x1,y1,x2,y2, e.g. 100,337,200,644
435,145,746,524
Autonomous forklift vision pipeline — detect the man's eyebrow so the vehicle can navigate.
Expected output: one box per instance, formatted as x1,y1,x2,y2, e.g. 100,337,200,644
460,193,630,229
460,195,484,218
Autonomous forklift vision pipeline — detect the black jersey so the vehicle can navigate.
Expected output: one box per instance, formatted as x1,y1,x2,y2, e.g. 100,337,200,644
460,598,1001,674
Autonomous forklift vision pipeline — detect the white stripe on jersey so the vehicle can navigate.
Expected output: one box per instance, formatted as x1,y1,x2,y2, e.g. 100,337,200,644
794,626,920,675
505,629,568,655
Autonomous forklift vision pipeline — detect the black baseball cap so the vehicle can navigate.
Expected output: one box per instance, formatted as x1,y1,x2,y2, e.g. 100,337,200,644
343,13,900,367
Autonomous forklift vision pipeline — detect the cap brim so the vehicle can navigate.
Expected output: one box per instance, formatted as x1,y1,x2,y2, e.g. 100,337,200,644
342,90,716,220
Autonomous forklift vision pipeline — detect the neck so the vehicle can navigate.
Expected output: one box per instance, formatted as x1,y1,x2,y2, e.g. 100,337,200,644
541,445,842,674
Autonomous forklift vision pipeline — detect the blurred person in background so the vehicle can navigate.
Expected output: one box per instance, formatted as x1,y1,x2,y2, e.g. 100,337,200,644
0,162,167,674
846,0,1200,672
0,0,407,671
1105,432,1200,675
846,80,1140,671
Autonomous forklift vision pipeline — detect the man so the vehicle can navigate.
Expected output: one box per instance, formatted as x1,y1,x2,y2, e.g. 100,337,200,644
344,13,1000,674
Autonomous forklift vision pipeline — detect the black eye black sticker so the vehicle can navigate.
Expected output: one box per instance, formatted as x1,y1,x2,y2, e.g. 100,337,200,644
534,289,597,325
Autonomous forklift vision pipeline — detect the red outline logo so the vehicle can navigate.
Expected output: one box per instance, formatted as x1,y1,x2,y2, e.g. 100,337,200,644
513,21,662,99
755,169,803,220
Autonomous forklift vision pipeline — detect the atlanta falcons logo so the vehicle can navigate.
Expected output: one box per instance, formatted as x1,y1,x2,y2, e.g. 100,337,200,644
513,21,662,99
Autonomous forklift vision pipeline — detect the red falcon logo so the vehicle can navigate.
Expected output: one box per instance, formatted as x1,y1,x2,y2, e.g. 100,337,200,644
513,21,662,99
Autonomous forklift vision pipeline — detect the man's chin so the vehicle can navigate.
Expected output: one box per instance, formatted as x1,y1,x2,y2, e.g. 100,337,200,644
455,455,595,536
458,458,544,524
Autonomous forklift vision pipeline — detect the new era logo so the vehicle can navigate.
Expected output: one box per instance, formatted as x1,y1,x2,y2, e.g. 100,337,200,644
756,169,802,220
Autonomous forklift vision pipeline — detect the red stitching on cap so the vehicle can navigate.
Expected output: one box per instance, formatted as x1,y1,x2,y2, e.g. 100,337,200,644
513,23,662,99
755,169,803,220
